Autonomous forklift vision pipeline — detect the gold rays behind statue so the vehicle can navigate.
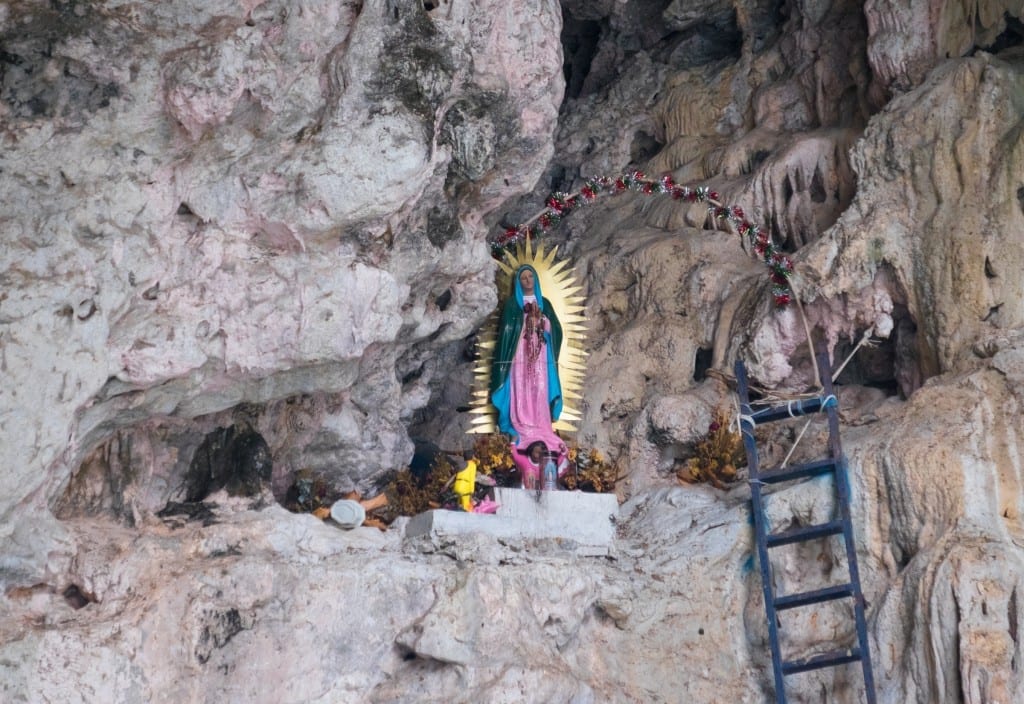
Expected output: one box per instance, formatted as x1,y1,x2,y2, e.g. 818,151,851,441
468,239,588,434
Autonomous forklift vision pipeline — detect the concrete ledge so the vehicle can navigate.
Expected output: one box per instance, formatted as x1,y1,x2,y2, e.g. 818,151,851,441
404,488,619,556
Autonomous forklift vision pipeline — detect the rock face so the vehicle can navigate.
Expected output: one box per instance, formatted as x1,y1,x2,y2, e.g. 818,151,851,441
2,0,1024,703
0,0,562,570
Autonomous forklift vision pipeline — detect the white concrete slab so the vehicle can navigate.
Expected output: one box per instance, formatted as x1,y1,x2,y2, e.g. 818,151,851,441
404,488,620,556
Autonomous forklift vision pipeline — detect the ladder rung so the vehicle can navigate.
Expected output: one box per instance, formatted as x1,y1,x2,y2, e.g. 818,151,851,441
774,583,855,610
766,519,845,548
745,395,837,425
757,458,837,484
782,647,861,675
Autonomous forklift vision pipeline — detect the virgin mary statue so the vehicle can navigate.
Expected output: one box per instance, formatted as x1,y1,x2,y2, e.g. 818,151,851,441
489,264,566,458
467,241,586,475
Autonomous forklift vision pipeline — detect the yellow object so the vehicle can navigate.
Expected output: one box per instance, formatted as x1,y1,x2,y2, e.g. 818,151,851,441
452,459,478,512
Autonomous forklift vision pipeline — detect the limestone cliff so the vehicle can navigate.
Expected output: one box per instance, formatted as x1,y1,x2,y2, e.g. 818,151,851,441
1,1,1023,703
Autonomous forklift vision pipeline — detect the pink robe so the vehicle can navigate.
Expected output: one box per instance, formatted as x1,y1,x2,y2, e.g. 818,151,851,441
508,301,566,462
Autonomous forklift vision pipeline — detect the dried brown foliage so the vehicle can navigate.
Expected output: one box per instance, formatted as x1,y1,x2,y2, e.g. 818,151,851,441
561,446,619,493
384,453,457,518
381,434,621,518
677,407,747,489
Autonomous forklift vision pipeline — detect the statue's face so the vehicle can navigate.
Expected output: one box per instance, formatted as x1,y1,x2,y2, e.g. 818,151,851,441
518,269,535,295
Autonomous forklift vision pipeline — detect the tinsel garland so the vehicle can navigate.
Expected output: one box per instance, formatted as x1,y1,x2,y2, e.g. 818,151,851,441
489,171,795,307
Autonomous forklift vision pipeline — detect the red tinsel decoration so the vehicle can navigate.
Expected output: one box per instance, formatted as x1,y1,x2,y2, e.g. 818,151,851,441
490,172,796,307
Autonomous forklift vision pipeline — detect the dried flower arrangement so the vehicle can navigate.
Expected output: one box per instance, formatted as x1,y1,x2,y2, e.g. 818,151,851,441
678,407,747,489
383,452,457,518
561,446,619,493
381,434,621,518
471,433,518,486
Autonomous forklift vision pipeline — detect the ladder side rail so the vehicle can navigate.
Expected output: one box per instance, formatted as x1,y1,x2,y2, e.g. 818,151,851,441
816,345,878,704
735,359,788,704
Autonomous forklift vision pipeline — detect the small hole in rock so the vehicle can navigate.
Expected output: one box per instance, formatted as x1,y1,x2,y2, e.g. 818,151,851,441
693,347,713,382
435,289,452,311
629,130,663,164
63,584,93,610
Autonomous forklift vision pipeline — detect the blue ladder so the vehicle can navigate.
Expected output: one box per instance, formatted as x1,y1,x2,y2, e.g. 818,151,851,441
735,345,876,704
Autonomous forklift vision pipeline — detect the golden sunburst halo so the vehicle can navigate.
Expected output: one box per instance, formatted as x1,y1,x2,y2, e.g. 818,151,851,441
468,239,588,435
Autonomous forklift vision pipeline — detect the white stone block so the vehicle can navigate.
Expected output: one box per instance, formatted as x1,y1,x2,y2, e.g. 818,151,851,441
404,488,620,556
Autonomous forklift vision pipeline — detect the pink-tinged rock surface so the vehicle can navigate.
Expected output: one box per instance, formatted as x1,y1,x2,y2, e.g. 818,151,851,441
3,0,1024,702
0,0,563,575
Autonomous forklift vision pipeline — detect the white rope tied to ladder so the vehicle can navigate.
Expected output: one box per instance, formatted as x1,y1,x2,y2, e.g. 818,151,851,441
778,331,874,468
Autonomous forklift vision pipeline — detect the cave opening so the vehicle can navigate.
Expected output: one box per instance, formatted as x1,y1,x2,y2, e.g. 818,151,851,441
693,346,713,382
629,129,664,164
652,18,743,68
182,424,272,503
832,331,900,397
830,305,921,400
975,13,1024,55
560,9,603,101
55,416,278,527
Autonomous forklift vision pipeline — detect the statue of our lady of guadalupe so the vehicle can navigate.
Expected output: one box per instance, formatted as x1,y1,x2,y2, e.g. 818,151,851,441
490,264,564,445
469,241,586,488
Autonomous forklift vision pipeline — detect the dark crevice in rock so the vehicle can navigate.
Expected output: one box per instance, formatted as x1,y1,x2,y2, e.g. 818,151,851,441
982,303,1003,323
976,14,1024,55
184,425,272,502
833,330,900,397
1009,587,1019,656
547,164,572,196
890,306,921,397
629,129,663,164
809,165,827,203
652,21,743,68
157,501,219,527
831,301,921,400
693,346,713,382
561,10,602,100
401,363,425,386
893,544,911,570
751,0,790,53
750,149,770,172
951,584,965,695
434,288,452,311
62,584,95,610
